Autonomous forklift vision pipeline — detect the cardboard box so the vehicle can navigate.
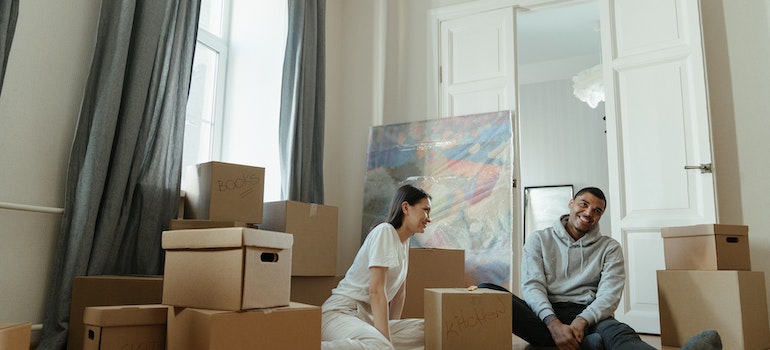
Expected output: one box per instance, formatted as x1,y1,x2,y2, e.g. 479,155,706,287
402,248,465,318
657,270,770,349
167,302,321,350
68,275,164,350
290,275,344,306
424,288,512,350
168,219,250,230
184,161,265,223
83,304,168,350
661,224,750,270
261,201,339,276
162,227,293,311
0,322,31,350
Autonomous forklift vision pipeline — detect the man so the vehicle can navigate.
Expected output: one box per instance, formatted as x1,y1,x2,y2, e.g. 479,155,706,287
480,187,721,350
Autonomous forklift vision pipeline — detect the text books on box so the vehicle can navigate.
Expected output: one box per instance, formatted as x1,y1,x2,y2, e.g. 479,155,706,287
183,161,265,223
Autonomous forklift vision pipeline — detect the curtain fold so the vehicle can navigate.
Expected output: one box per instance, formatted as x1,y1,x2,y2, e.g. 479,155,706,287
279,0,326,203
36,0,200,349
0,0,19,95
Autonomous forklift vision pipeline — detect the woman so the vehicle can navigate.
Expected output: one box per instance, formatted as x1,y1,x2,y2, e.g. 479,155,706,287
321,184,432,350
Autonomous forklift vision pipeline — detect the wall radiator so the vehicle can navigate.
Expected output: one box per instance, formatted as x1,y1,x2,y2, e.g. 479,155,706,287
0,201,64,214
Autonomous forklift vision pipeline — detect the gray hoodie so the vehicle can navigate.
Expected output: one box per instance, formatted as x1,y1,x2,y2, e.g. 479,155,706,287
521,214,625,326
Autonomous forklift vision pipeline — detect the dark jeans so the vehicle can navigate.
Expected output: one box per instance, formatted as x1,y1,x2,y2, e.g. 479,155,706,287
478,283,655,350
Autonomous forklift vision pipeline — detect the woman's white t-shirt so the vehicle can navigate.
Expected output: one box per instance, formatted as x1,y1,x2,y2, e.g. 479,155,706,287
331,222,410,303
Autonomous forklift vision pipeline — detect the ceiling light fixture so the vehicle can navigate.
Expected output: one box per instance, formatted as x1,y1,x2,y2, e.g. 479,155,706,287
572,63,604,109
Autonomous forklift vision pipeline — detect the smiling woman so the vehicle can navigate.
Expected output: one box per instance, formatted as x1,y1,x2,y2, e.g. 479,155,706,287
320,184,431,350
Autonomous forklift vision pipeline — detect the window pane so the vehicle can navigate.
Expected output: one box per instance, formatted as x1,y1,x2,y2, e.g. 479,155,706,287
183,44,219,187
199,0,225,36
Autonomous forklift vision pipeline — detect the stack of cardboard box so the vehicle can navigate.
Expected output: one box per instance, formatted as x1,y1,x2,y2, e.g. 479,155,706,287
79,161,325,349
657,224,770,350
165,161,323,349
162,226,320,350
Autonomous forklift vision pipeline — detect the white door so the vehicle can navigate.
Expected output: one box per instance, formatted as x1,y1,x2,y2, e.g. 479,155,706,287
436,6,517,117
600,0,717,333
430,2,521,292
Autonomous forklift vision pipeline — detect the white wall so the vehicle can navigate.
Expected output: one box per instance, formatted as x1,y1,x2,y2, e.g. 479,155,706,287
324,0,381,274
713,1,770,307
0,0,100,332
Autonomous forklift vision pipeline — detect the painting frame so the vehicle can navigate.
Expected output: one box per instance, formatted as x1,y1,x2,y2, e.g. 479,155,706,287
524,185,574,242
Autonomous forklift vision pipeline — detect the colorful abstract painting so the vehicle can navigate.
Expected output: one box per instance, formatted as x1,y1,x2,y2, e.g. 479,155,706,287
362,111,514,288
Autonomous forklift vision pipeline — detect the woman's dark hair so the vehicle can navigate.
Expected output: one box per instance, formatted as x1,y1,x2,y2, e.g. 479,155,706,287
386,184,431,229
574,187,607,207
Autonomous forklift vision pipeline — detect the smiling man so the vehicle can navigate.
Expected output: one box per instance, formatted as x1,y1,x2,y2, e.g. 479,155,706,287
479,187,722,350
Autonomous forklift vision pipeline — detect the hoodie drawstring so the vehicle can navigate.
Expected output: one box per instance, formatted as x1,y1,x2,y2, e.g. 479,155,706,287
580,240,585,274
564,240,586,277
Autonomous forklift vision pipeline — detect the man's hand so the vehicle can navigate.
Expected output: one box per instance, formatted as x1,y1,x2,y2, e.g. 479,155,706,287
570,316,589,338
546,318,581,350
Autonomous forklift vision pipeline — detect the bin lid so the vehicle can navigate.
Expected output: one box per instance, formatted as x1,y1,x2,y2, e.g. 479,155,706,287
162,227,293,250
83,304,168,327
661,224,748,238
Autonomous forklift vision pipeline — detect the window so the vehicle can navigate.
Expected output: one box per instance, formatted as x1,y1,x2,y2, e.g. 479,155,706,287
184,0,287,202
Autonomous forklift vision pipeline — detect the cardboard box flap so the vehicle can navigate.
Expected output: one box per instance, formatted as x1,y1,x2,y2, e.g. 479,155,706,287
243,229,293,250
83,305,169,327
661,224,748,238
163,227,245,249
185,302,319,318
163,227,291,250
0,322,31,331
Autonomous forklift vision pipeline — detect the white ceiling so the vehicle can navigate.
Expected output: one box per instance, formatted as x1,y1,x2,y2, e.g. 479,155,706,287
516,1,602,65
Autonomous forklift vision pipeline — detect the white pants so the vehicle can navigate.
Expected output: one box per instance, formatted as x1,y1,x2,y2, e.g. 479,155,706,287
321,294,424,350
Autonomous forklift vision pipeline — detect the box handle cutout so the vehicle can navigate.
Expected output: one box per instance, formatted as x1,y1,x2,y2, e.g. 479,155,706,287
261,252,279,262
88,329,94,340
726,237,739,243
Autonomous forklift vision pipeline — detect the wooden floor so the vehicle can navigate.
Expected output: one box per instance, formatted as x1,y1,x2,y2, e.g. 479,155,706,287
513,334,679,350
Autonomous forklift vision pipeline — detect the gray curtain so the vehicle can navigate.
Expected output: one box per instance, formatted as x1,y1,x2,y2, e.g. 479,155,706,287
0,0,19,95
36,0,200,349
279,0,326,203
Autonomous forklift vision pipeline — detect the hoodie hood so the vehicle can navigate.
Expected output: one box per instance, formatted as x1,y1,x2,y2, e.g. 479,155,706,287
552,214,603,278
553,214,602,247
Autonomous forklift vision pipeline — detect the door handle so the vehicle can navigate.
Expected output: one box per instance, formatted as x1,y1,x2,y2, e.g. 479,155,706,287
684,163,712,173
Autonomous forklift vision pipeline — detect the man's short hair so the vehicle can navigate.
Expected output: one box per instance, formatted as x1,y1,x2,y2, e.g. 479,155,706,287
574,187,606,207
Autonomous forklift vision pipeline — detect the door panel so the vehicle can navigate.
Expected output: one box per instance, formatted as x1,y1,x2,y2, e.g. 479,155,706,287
614,0,683,55
439,7,516,117
601,0,717,333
